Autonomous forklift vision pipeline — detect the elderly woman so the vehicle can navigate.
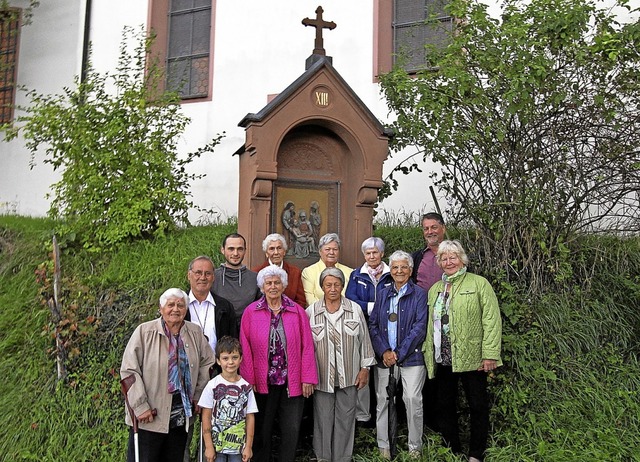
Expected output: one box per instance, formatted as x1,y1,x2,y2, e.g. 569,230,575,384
369,251,427,459
240,265,318,462
422,240,502,462
252,233,307,307
345,237,394,426
346,237,394,321
302,233,353,306
306,267,376,462
120,288,215,462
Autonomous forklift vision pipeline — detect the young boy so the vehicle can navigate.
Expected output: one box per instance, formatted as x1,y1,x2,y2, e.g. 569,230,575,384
198,336,258,462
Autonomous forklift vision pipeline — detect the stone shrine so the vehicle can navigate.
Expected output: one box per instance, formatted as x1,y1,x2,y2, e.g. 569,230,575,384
237,6,392,269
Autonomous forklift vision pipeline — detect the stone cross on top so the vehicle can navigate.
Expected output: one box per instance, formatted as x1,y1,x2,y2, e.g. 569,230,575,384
302,6,336,56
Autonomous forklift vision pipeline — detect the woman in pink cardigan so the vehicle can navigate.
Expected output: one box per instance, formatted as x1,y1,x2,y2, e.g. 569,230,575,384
240,265,318,462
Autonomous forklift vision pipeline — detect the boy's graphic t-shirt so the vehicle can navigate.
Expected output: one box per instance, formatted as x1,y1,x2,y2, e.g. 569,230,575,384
198,375,258,454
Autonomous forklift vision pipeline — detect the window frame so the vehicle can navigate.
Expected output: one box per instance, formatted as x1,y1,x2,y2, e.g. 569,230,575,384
374,0,453,79
148,0,215,103
0,8,21,125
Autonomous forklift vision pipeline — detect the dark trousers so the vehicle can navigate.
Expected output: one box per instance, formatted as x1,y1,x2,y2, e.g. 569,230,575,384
253,385,304,462
422,377,439,431
127,426,188,462
434,366,490,461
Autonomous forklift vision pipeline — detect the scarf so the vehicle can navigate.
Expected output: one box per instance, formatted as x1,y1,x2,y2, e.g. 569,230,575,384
162,319,193,421
366,264,384,284
433,267,467,363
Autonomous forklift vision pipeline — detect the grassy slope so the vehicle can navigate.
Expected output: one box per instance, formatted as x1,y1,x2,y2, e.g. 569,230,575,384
0,217,236,462
1,217,638,461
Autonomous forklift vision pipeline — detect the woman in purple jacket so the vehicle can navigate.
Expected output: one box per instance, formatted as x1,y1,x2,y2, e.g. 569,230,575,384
240,265,318,462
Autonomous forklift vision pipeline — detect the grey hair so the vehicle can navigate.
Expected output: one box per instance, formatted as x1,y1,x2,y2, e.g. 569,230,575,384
319,267,345,287
318,232,341,250
159,288,190,308
188,255,214,271
262,233,287,252
436,240,469,266
388,250,414,269
256,265,289,291
361,237,385,254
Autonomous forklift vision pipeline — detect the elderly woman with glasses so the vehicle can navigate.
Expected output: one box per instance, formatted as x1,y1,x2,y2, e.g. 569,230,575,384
306,267,376,462
369,251,428,460
302,233,353,306
120,288,215,462
239,265,318,462
422,240,502,462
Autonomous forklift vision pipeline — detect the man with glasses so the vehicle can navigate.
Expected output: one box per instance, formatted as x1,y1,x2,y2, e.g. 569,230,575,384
184,255,237,462
186,255,238,351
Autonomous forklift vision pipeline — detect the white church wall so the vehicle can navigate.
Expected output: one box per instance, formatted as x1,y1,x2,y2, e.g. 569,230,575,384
0,0,84,215
1,0,438,220
5,1,633,221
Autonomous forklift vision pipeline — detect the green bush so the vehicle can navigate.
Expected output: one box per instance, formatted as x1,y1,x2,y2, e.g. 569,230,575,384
3,27,223,251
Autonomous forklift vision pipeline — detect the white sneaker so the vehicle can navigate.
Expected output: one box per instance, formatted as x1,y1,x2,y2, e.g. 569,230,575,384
379,448,391,460
469,457,482,462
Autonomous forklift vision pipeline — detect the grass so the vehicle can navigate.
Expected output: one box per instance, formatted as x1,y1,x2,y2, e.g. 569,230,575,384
1,215,639,461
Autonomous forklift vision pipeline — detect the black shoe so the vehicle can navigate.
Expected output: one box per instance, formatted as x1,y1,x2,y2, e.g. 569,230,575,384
356,418,376,429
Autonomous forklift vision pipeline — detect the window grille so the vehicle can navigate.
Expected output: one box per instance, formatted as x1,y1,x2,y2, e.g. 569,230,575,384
393,0,452,72
0,9,20,124
166,0,211,99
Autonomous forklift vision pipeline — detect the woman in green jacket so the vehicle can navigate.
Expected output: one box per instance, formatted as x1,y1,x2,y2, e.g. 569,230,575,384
422,240,502,462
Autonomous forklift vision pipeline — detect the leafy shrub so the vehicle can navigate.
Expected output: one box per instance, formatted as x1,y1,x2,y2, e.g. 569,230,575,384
3,27,223,251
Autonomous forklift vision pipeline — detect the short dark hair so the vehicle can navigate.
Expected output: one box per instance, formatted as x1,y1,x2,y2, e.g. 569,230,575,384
215,336,242,358
222,233,246,248
421,212,445,226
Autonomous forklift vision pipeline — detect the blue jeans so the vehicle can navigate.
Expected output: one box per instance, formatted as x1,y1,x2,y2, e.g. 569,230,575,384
216,453,242,462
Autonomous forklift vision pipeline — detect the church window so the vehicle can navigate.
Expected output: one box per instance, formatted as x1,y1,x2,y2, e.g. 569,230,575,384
148,0,213,101
374,0,452,78
393,0,453,72
0,9,20,124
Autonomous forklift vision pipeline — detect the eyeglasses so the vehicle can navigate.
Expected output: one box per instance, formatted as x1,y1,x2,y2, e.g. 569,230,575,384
391,265,410,271
439,256,460,264
191,270,213,278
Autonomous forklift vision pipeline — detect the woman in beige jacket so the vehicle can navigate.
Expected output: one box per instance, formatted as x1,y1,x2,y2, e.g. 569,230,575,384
121,288,215,462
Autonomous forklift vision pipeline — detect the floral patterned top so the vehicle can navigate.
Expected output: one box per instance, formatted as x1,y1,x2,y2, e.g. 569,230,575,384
268,311,288,385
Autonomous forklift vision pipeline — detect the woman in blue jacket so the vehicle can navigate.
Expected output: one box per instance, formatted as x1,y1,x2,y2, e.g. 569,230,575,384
369,250,428,459
345,237,394,426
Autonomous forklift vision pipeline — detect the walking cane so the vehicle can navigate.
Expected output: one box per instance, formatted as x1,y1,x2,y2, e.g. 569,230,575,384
199,414,204,462
121,375,141,462
121,375,157,462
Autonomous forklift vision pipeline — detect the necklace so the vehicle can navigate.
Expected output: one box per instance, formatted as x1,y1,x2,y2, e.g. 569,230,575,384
192,302,210,338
